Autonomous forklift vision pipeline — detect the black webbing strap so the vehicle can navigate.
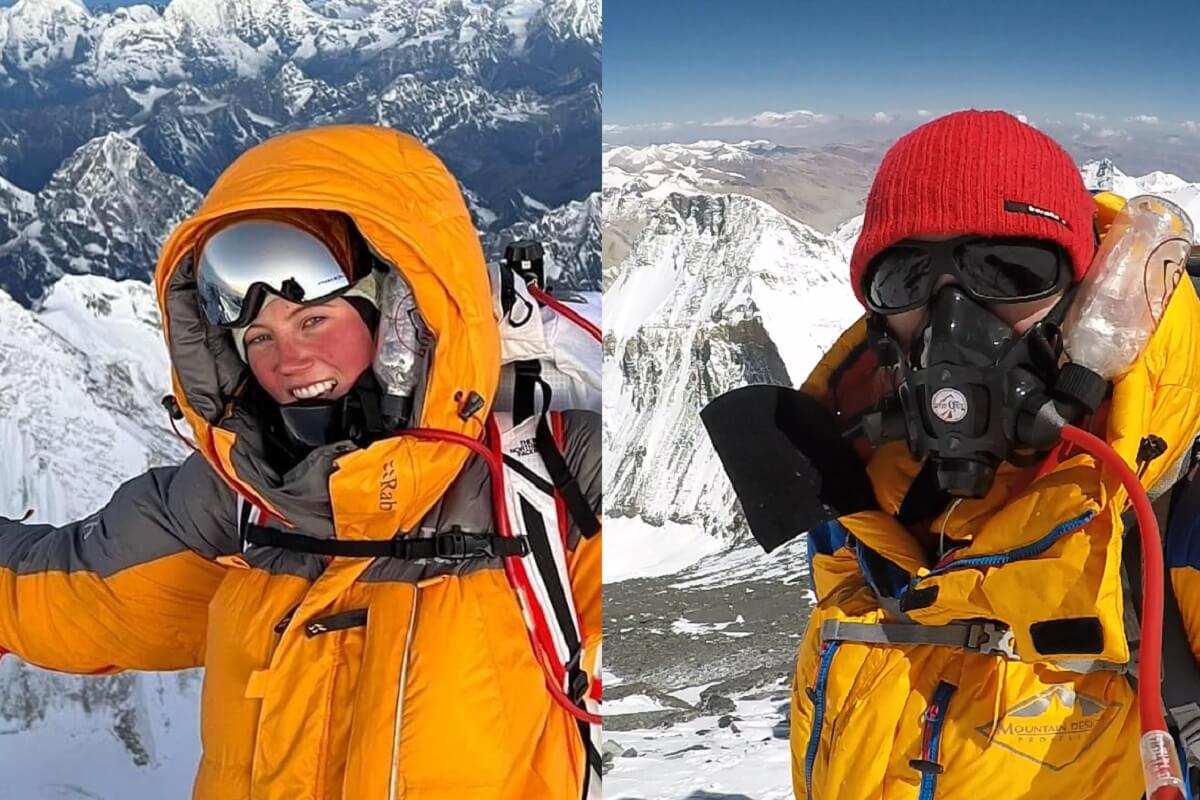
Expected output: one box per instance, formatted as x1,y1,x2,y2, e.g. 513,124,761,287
499,262,517,317
513,360,542,425
518,497,598,788
534,414,600,539
244,525,529,560
896,459,952,527
504,454,556,496
580,721,601,780
236,496,255,553
521,497,582,659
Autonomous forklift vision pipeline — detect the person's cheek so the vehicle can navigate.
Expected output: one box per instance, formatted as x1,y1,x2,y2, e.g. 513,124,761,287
885,308,928,346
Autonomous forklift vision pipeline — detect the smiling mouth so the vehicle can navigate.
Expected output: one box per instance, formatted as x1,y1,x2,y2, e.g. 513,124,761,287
291,379,337,400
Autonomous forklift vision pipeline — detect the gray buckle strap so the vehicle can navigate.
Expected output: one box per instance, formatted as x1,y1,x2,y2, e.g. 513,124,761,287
820,620,1137,674
1169,701,1200,769
820,619,1021,659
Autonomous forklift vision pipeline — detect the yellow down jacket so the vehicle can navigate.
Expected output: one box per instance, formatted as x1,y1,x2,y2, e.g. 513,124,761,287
790,274,1200,799
0,125,602,799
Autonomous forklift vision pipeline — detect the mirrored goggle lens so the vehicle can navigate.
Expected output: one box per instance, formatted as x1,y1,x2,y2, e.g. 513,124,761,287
196,220,351,328
956,242,1062,301
865,246,933,311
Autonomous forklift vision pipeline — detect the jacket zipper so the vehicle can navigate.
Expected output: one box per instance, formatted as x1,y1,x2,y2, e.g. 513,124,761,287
388,590,420,800
912,681,956,800
925,511,1094,578
804,640,841,799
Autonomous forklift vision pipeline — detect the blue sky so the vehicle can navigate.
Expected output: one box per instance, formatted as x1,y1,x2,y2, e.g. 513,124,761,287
605,0,1200,148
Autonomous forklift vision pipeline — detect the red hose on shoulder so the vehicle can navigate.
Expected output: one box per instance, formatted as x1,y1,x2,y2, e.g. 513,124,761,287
1059,424,1184,800
529,285,602,342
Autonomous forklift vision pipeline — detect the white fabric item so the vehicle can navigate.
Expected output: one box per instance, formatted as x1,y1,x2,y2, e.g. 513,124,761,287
489,263,601,413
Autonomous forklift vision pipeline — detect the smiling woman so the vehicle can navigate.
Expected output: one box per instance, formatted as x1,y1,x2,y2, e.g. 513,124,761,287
0,125,603,800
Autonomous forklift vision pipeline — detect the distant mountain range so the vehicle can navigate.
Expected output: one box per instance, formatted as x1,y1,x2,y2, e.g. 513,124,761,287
0,0,601,305
603,142,1200,554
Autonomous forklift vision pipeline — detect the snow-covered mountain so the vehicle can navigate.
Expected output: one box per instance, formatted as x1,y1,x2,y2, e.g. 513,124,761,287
0,0,601,306
0,275,184,530
0,0,599,88
599,185,841,794
0,132,201,306
0,275,200,796
602,138,879,246
1082,158,1200,234
603,190,861,552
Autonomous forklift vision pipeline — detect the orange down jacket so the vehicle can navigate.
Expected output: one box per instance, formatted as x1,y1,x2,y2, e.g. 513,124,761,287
0,125,602,800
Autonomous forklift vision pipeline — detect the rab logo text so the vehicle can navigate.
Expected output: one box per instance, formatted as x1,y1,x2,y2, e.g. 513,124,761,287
975,685,1120,770
379,461,397,511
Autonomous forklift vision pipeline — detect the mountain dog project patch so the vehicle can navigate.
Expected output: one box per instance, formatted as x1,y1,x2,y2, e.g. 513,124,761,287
974,685,1121,771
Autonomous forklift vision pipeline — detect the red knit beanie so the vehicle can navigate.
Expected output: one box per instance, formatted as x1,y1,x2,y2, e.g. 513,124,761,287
849,110,1096,305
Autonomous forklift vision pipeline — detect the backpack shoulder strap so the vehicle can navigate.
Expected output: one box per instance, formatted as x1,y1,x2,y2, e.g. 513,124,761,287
537,410,600,541
492,411,601,797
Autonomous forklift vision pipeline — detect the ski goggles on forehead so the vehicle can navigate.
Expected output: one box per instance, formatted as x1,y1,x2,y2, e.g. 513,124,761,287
196,220,352,329
862,236,1070,314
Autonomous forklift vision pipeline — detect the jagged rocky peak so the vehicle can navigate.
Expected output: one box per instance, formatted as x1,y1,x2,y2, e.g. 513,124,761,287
1082,157,1120,190
1,0,94,71
0,173,36,215
162,0,318,36
47,131,163,193
533,0,600,45
652,192,730,236
603,189,861,541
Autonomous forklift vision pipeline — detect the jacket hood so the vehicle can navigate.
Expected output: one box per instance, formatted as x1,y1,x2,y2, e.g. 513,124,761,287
153,125,500,540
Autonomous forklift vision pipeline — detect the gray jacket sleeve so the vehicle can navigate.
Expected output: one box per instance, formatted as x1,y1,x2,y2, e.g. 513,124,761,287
0,452,238,672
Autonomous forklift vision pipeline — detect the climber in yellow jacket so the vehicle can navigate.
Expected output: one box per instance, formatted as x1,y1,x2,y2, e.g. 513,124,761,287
0,125,602,799
790,111,1200,798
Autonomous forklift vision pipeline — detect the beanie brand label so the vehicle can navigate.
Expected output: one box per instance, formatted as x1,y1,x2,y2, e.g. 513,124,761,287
1004,200,1070,229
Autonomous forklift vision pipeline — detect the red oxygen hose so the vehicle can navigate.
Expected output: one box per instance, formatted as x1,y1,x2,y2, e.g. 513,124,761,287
529,285,602,342
1059,424,1185,800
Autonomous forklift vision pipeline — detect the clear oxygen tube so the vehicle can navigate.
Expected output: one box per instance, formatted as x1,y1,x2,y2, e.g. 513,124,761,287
1056,195,1195,800
372,269,433,430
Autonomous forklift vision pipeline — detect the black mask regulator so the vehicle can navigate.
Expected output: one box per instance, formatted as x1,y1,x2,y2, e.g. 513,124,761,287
861,285,1107,498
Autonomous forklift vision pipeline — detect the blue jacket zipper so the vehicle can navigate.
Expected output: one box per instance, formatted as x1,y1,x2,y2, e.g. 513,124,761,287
804,640,841,799
924,511,1095,579
915,681,956,800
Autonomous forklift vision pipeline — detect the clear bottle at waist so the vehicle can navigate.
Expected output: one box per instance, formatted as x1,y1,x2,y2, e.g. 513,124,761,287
1063,194,1194,379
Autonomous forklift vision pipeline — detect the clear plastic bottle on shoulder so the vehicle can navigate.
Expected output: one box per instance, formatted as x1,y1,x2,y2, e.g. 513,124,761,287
1063,194,1194,380
373,269,433,429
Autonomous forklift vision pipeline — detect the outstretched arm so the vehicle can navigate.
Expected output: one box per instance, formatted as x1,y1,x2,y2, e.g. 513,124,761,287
0,452,236,673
